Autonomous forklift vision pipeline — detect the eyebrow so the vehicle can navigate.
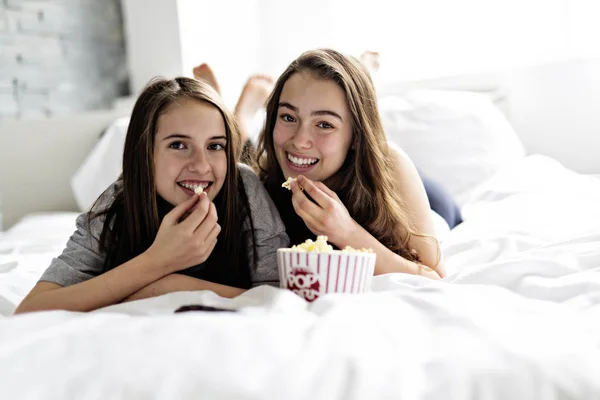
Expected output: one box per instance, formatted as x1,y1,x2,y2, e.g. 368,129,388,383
163,134,227,141
278,102,344,122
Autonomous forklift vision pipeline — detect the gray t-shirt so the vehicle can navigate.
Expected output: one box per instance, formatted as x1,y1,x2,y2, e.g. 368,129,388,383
40,163,289,288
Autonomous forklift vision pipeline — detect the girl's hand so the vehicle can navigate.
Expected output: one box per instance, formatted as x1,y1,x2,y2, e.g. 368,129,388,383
147,192,220,273
290,175,359,247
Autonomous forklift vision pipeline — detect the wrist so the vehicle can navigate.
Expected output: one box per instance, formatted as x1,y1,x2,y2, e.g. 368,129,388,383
140,248,175,276
335,220,363,248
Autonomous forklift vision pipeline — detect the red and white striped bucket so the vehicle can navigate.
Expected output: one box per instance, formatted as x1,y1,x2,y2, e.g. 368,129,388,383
277,249,376,302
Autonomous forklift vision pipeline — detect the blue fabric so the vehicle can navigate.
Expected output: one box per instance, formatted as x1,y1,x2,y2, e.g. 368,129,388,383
421,174,463,229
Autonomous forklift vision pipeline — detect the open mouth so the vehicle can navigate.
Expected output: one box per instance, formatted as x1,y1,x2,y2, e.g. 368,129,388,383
286,152,319,171
177,181,212,195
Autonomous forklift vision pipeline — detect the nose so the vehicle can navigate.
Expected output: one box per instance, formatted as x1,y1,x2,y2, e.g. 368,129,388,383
187,149,211,174
291,122,313,149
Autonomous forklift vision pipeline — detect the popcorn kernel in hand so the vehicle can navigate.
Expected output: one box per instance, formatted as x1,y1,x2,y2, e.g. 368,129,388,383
282,177,296,190
282,176,303,191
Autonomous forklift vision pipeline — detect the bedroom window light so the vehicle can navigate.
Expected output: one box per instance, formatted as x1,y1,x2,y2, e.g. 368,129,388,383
322,0,596,83
121,0,600,95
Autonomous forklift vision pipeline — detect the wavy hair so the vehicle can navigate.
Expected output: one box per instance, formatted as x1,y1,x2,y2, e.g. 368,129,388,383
256,49,439,268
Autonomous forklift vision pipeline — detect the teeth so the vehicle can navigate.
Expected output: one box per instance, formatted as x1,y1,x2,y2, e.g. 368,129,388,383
180,182,209,191
287,153,318,166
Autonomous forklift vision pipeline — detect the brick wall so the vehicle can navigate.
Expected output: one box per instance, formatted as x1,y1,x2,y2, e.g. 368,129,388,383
0,0,128,119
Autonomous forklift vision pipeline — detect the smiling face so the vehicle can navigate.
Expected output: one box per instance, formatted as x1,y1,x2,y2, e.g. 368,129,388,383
153,98,227,206
273,72,354,182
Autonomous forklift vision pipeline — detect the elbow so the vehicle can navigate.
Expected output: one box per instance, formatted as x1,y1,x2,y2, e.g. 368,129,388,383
434,261,447,279
424,265,445,280
428,254,446,280
422,269,443,280
435,267,446,279
14,292,62,315
418,260,445,280
13,300,39,315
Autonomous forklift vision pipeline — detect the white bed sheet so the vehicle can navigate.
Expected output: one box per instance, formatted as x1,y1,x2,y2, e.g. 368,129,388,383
1,155,599,399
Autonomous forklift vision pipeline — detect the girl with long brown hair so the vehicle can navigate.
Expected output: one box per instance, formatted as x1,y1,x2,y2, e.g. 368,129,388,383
16,77,288,314
255,49,445,279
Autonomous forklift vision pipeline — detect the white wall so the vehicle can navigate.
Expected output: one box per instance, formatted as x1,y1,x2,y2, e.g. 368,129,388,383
122,0,263,109
121,0,184,96
177,0,261,109
0,110,127,229
257,0,339,77
507,58,600,174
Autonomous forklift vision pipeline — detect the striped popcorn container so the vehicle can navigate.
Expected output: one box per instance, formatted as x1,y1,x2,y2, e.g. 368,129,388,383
277,249,376,302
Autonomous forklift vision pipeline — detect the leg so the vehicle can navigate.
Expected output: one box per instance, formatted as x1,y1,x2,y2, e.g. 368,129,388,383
420,174,463,229
234,74,274,144
360,51,380,73
192,63,220,94
190,66,273,160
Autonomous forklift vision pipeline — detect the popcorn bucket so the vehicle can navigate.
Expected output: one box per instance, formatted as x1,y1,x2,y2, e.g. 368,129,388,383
277,249,376,302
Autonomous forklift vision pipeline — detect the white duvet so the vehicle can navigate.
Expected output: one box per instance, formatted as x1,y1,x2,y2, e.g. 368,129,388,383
1,155,599,400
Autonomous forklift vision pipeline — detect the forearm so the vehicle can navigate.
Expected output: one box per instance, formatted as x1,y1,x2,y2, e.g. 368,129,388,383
375,249,442,279
123,274,247,302
338,225,442,279
15,253,169,314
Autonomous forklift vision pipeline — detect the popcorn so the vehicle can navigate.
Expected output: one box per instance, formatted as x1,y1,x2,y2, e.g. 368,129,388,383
282,177,297,190
194,186,204,195
341,245,374,254
291,235,334,252
289,235,373,253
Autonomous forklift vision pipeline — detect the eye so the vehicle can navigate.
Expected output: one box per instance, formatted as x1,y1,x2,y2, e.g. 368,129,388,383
208,143,226,151
168,141,186,150
280,114,296,123
317,121,334,130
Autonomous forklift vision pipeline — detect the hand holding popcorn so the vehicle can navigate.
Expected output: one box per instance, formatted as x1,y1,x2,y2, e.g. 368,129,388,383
282,177,296,190
289,175,360,248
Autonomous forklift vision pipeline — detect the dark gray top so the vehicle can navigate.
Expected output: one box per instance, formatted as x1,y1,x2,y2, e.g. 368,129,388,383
39,164,289,288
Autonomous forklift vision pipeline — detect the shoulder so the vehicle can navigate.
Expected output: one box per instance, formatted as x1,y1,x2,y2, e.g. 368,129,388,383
237,162,271,209
91,180,122,213
384,141,431,226
237,163,286,232
239,162,280,202
238,162,261,188
387,141,414,170
86,179,122,239
385,141,423,187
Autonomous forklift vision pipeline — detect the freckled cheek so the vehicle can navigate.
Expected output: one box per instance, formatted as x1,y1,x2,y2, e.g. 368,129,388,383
156,155,187,182
214,156,228,182
315,136,345,160
273,124,293,148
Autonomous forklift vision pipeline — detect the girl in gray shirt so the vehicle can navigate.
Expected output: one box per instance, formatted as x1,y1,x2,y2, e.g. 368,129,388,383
15,77,289,314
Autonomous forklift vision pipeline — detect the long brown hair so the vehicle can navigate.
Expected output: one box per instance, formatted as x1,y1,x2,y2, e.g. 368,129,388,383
91,77,255,288
256,48,433,264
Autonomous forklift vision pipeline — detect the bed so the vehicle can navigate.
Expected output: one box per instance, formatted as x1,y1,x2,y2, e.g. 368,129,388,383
1,76,599,399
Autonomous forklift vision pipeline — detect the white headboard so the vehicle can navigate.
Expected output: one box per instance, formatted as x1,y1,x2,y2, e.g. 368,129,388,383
0,110,127,230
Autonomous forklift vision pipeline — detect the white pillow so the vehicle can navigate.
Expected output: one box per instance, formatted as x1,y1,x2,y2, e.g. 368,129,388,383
379,90,526,204
430,210,450,242
71,117,130,211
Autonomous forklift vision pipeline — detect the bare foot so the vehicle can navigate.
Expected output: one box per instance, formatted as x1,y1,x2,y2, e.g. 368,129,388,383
193,63,220,93
234,74,274,142
360,51,380,73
